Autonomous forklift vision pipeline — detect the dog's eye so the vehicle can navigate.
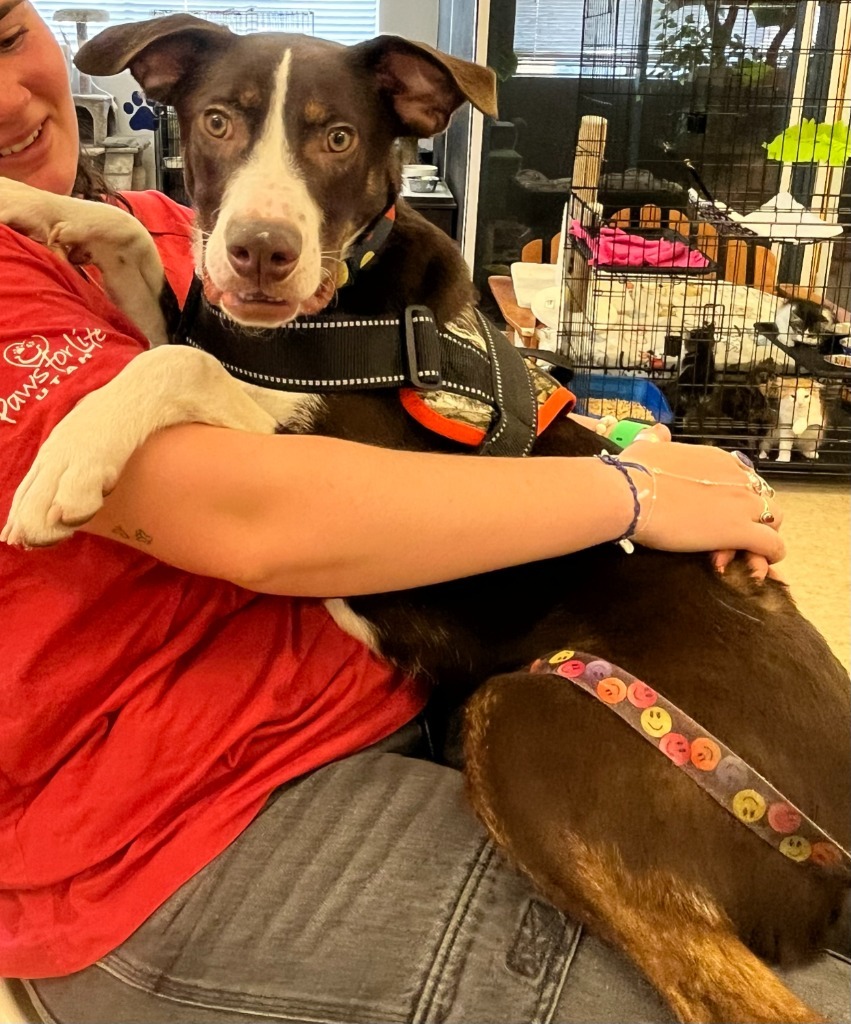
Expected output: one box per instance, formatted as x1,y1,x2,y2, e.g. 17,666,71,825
204,111,232,140
327,126,355,153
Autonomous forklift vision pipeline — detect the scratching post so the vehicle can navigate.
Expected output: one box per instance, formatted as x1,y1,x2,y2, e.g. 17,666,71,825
565,115,608,317
53,9,109,94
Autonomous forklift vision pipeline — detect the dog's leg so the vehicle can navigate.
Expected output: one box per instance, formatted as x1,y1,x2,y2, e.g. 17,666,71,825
0,179,168,346
2,346,278,548
464,674,826,1024
555,842,825,1024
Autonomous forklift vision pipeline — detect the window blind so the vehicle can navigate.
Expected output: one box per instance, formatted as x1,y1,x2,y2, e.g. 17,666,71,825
35,0,377,47
514,0,643,69
514,0,788,77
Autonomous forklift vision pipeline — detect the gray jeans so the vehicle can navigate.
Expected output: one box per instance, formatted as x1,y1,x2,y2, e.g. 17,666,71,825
26,725,851,1024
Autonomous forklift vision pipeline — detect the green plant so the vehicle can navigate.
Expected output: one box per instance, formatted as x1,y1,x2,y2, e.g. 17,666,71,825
651,0,795,82
651,13,720,79
764,120,851,166
738,55,775,85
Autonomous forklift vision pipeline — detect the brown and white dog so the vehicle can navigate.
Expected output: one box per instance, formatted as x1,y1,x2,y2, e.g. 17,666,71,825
1,18,849,1023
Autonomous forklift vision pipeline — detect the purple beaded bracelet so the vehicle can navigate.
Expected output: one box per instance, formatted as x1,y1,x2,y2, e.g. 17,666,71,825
596,451,652,551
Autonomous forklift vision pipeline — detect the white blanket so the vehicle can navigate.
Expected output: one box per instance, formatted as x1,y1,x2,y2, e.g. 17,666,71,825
573,278,794,372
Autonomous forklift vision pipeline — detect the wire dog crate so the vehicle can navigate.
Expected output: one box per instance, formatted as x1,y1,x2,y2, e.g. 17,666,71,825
556,0,851,475
149,7,315,34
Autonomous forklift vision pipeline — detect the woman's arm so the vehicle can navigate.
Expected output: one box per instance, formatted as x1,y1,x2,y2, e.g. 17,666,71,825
82,425,635,595
82,424,783,597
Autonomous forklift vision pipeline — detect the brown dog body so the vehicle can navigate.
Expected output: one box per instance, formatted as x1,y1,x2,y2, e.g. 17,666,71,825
76,20,850,1022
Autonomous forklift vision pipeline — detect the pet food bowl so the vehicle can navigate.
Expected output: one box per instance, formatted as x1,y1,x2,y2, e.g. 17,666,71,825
826,353,851,403
402,163,438,178
405,176,440,193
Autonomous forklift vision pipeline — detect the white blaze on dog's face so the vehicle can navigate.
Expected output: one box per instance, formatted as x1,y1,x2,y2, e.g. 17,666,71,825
200,49,327,326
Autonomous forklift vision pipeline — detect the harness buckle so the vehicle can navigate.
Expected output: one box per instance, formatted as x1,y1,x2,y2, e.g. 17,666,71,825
404,305,443,391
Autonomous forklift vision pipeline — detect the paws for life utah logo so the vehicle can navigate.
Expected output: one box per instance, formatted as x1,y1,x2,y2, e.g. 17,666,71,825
1,329,106,425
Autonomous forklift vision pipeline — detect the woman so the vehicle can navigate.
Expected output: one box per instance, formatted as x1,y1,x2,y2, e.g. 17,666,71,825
3,5,846,1022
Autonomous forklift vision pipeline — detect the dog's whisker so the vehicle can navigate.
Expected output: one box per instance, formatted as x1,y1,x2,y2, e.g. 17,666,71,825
319,265,340,309
321,255,344,269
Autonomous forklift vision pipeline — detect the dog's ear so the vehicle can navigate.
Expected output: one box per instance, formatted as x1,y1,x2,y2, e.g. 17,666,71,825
75,14,233,105
351,36,498,137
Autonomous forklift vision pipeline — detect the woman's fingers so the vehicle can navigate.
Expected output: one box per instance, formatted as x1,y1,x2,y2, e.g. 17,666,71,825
713,549,736,574
745,553,771,580
713,551,777,581
647,423,671,442
744,523,786,564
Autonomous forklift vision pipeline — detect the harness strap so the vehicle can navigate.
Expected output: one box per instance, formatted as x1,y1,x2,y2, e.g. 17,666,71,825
176,283,443,390
531,649,851,879
174,279,574,458
475,310,538,456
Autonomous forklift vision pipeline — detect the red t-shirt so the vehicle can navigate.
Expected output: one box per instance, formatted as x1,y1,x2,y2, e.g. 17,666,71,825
0,191,427,978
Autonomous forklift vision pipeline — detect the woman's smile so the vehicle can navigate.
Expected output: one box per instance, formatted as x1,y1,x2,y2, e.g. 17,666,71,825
0,119,44,157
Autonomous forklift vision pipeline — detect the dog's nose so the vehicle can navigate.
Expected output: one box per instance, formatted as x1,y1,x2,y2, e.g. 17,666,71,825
226,220,302,286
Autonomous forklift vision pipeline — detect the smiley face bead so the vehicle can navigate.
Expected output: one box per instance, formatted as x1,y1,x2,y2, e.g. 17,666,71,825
640,707,672,738
690,737,721,772
659,732,690,765
627,682,657,708
556,660,586,679
732,789,766,823
548,650,576,665
767,802,802,835
585,660,613,682
596,677,627,704
779,836,812,863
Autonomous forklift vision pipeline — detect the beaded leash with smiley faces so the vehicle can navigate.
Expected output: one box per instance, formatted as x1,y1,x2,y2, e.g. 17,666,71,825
531,649,851,878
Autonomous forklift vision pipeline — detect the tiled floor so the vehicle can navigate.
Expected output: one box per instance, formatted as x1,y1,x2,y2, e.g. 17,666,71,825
1,481,847,1024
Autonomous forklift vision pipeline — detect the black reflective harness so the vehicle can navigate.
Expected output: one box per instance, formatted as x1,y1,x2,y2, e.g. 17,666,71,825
173,283,573,458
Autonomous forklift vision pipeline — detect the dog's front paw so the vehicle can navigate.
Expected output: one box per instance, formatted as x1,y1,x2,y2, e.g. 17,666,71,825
2,417,126,548
0,178,66,245
0,179,152,270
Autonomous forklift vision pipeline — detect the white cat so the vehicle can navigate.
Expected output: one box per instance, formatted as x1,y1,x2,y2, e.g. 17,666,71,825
759,382,827,462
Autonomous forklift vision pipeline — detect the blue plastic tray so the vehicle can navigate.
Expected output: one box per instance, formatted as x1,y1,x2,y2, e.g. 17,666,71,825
584,374,674,425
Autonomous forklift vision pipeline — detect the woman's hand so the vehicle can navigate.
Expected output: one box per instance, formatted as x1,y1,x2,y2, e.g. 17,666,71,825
586,414,671,444
616,441,785,564
712,550,787,582
634,423,671,442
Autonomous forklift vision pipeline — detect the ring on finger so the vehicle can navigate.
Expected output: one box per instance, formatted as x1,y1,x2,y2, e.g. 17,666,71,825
731,452,775,498
746,470,774,498
759,497,776,525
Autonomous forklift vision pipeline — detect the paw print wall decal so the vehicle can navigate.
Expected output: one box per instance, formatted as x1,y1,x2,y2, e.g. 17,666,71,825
123,92,158,131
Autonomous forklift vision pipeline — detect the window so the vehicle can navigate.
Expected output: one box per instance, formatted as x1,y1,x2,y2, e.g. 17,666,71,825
514,0,644,76
35,0,377,47
514,0,789,78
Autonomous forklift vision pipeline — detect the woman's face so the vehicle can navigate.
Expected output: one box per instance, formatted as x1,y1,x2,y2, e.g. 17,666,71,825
0,1,79,195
